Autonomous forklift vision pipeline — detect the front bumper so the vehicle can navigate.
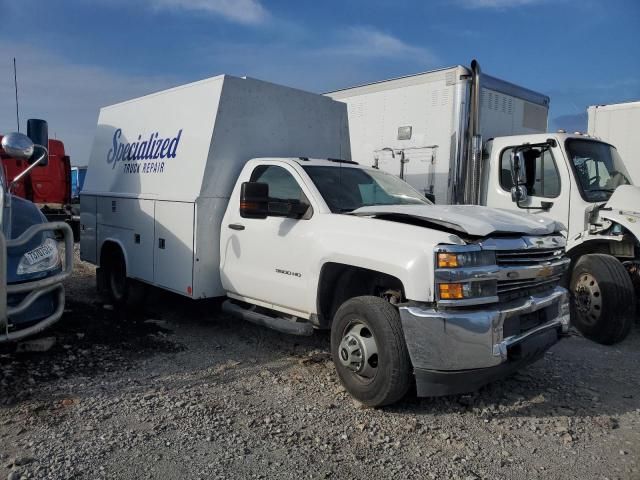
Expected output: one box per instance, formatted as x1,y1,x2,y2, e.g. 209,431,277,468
1,222,74,342
399,286,569,396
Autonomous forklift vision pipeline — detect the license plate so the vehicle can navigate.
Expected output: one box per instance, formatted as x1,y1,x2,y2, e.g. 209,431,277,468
24,242,56,265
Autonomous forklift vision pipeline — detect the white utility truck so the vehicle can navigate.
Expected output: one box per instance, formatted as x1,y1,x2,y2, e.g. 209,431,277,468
327,60,640,345
81,75,570,406
588,101,640,184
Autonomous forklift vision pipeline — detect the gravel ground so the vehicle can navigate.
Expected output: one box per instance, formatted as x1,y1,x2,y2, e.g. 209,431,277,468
0,249,639,479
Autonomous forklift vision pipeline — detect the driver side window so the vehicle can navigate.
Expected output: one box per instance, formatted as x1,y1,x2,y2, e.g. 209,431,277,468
500,147,560,198
249,164,312,218
250,165,305,202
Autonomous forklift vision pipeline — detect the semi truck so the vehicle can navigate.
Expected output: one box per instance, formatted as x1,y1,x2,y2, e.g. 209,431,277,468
1,121,73,343
80,75,570,407
1,126,80,239
588,100,640,184
326,60,640,345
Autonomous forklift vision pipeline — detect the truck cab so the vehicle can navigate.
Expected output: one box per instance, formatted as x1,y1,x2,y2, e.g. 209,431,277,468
221,157,570,405
484,133,640,344
1,126,73,343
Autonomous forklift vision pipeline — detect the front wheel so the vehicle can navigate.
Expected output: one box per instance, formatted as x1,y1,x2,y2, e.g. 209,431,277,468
103,247,147,311
570,254,635,345
331,296,412,407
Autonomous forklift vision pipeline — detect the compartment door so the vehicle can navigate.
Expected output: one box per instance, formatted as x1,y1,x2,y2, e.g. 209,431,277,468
154,201,195,296
80,195,97,263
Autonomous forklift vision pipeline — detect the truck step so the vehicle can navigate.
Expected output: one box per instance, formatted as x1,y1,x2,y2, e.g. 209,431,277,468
222,301,314,336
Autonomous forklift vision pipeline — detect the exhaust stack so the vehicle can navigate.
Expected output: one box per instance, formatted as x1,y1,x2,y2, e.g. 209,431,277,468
463,60,483,205
27,119,49,166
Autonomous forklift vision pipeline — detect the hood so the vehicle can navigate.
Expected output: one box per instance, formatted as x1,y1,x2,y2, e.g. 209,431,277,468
9,195,48,240
351,204,562,237
605,185,640,214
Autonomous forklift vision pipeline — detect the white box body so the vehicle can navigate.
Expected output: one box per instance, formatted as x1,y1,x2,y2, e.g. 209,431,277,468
80,75,350,298
326,66,549,204
588,101,640,184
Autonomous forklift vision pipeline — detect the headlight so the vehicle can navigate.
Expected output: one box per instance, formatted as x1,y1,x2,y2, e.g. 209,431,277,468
17,238,61,275
438,280,497,300
437,250,496,268
435,246,498,305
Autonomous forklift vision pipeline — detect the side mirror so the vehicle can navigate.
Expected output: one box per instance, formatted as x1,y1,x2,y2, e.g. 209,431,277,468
510,185,528,203
240,182,268,219
1,132,34,160
509,150,525,187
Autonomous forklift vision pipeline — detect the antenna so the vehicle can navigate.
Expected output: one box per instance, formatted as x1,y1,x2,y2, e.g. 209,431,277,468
13,58,20,132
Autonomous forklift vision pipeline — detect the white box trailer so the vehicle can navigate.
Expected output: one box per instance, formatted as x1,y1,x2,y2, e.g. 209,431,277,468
326,65,549,204
588,101,640,183
80,75,350,299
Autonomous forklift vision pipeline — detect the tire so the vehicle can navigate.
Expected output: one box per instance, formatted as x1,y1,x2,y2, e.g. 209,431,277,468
103,247,147,311
570,254,635,345
330,296,412,407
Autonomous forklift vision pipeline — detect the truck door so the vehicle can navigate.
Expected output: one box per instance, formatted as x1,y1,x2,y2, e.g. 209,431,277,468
221,164,315,316
485,142,571,231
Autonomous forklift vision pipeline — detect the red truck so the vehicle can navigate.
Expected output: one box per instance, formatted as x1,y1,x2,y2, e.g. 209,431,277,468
0,120,78,239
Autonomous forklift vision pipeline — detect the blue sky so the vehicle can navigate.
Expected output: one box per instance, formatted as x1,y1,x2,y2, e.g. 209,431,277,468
1,0,639,164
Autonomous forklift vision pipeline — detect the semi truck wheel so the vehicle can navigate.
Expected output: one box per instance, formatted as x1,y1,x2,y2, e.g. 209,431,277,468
331,296,411,407
570,254,635,345
103,248,147,311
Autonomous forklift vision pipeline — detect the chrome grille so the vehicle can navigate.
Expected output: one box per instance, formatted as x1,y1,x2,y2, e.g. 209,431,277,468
496,248,564,266
498,275,563,295
495,247,566,300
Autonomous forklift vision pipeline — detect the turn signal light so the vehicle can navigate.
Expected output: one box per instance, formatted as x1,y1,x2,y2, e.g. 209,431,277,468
437,253,459,268
438,283,464,299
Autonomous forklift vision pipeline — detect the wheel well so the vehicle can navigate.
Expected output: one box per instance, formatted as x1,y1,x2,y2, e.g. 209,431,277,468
100,240,125,269
316,263,405,328
568,241,612,261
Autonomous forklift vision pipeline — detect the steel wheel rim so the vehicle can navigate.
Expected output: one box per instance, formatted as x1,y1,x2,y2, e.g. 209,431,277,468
574,273,602,325
338,320,379,381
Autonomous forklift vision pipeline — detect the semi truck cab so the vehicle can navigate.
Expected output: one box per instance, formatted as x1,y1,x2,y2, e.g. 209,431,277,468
484,133,640,344
1,127,73,343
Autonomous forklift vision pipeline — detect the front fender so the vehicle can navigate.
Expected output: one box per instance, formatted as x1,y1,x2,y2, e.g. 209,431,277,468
600,210,640,244
311,215,464,303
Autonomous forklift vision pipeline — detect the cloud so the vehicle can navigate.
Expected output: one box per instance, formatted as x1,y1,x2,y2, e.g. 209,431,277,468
150,0,269,24
0,26,438,164
457,0,546,8
0,41,178,165
201,27,439,92
323,26,437,61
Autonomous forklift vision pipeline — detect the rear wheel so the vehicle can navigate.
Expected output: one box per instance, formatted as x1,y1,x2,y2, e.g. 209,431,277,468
103,247,147,310
331,296,411,407
570,254,635,345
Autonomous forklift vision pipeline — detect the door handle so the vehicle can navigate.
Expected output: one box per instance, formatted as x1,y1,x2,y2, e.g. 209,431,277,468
228,223,245,231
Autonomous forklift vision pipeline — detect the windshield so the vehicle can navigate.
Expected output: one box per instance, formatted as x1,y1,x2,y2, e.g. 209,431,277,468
303,165,431,213
566,139,631,202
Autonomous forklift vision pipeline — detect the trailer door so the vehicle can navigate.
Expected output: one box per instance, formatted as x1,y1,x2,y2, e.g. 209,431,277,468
154,201,195,296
